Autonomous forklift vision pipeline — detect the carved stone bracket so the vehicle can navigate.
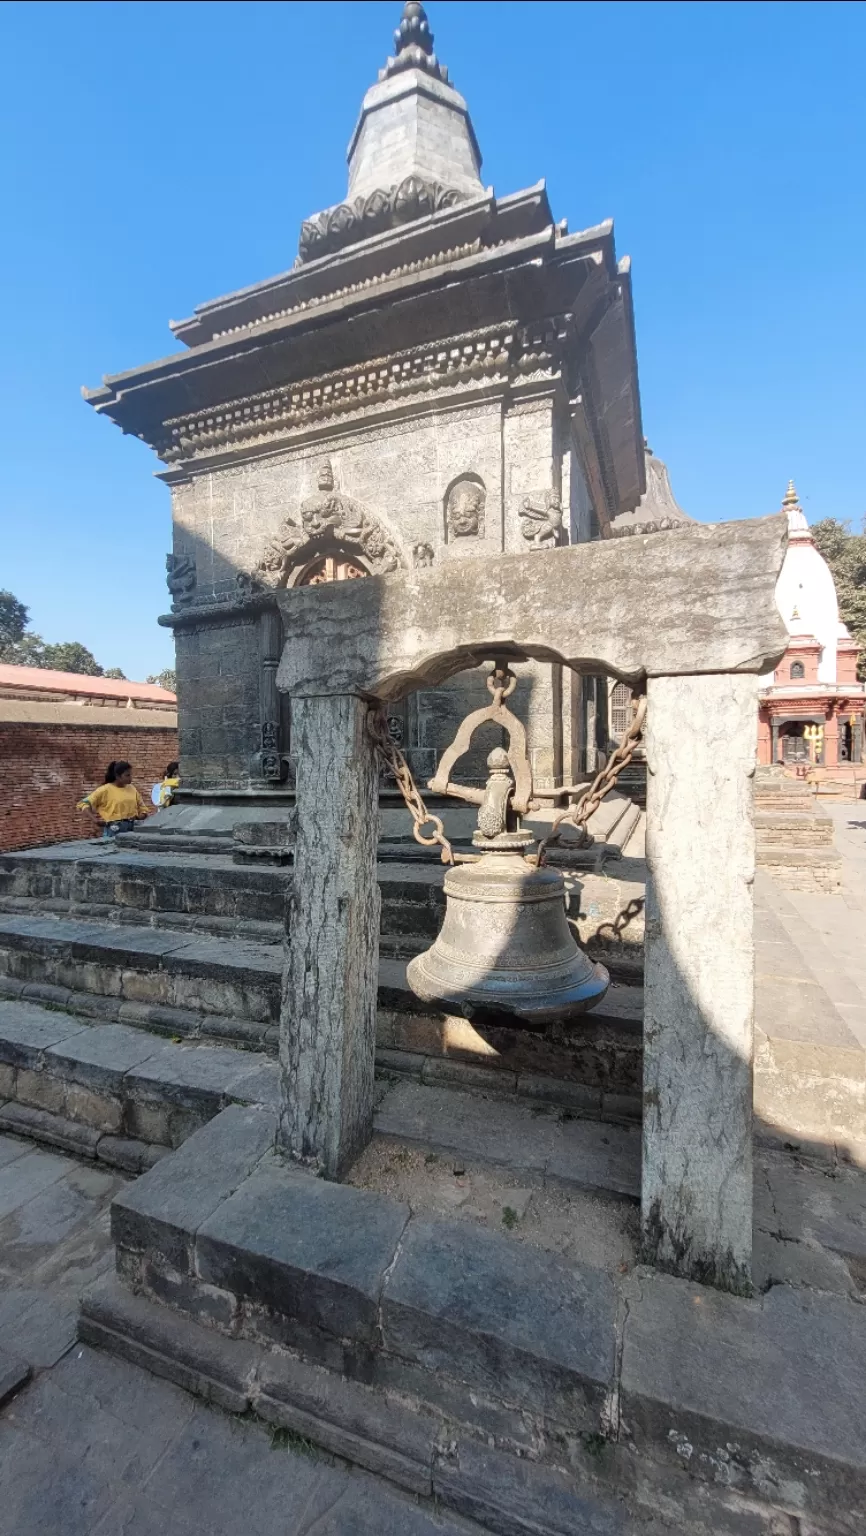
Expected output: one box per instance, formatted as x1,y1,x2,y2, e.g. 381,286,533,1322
298,176,465,265
166,552,196,609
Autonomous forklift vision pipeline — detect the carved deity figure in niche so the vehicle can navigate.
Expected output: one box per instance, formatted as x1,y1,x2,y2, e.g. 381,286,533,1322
520,489,565,550
165,552,196,607
413,542,435,568
300,460,343,535
446,478,485,539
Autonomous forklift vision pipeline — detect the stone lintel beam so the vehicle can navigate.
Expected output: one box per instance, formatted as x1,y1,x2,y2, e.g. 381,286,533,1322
278,693,380,1178
276,514,788,701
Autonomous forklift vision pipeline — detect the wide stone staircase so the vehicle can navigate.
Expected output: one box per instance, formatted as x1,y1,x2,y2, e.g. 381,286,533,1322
754,765,842,890
0,806,646,1177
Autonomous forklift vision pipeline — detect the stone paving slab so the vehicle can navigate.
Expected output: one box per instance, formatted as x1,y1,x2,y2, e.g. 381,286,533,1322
0,1134,494,1536
382,1214,616,1425
0,1347,29,1407
375,1079,641,1199
622,1270,866,1518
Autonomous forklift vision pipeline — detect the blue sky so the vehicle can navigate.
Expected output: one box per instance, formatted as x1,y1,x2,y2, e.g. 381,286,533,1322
0,0,863,681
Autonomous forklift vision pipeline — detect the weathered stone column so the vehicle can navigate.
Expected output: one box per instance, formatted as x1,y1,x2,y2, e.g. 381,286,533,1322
278,693,380,1177
642,673,758,1292
257,607,283,780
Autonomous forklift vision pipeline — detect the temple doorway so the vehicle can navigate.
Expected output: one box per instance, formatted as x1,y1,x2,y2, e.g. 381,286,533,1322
296,552,368,585
779,720,821,764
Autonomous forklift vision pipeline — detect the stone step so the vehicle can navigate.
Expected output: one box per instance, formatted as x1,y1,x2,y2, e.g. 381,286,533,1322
604,799,643,853
756,846,842,892
754,812,835,849
0,999,277,1168
116,832,236,856
0,906,641,1027
754,790,818,811
0,938,643,1145
0,912,282,1041
0,847,644,979
80,1105,866,1535
0,893,282,945
0,844,286,926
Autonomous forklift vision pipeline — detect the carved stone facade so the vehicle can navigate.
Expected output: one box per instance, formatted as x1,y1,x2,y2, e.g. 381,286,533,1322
86,4,646,807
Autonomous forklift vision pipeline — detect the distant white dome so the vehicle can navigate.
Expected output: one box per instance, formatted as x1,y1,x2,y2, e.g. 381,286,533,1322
774,481,840,684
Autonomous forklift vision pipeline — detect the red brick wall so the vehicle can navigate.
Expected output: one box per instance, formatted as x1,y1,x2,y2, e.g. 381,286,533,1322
0,723,178,853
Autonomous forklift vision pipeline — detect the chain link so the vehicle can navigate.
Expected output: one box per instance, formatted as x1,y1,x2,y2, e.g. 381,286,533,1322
367,706,455,865
536,693,647,867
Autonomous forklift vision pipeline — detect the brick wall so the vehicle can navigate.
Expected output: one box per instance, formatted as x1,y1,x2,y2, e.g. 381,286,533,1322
0,723,178,853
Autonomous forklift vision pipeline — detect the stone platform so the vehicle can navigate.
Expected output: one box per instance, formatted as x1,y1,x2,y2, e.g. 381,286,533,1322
79,1103,866,1536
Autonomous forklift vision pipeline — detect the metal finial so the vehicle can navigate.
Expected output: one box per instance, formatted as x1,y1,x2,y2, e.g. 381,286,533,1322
782,479,800,510
381,2,449,83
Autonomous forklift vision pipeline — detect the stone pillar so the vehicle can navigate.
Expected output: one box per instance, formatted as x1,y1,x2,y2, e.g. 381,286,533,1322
642,673,757,1293
278,694,380,1178
854,716,864,765
824,708,839,767
258,607,283,780
771,716,780,765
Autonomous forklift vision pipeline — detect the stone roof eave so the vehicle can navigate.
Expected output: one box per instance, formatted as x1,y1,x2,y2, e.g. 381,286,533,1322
83,225,624,440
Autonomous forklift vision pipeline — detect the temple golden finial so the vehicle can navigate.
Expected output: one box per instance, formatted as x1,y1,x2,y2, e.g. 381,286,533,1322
782,479,800,511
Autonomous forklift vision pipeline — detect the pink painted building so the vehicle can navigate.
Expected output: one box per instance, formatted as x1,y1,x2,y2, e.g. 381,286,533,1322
757,483,864,772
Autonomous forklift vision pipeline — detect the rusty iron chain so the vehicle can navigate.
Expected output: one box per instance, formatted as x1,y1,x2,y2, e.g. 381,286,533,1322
536,693,647,867
367,706,455,865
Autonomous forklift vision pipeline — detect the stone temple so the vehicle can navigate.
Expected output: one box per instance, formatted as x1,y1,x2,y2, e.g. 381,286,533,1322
84,0,646,818
6,12,866,1528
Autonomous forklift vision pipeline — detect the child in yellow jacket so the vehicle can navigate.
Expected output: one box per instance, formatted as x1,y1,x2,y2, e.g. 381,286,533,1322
77,761,150,840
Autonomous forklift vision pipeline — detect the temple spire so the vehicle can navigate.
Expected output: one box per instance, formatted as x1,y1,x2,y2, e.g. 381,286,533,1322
382,2,448,84
346,0,484,207
781,478,809,535
782,479,800,512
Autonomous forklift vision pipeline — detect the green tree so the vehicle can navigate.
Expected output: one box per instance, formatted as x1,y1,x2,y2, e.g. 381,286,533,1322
147,668,177,692
103,667,127,680
39,641,104,676
0,631,104,675
811,518,866,679
0,590,29,651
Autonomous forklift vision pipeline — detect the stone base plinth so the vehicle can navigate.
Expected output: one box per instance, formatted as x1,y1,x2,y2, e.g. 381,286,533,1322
81,1105,866,1536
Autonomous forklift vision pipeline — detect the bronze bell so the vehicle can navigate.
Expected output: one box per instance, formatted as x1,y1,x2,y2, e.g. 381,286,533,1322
407,720,609,1025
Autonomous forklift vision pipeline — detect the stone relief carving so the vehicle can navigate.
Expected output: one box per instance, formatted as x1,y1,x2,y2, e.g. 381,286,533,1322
520,489,565,550
242,460,405,590
297,176,464,265
165,552,196,608
413,542,435,568
445,478,485,539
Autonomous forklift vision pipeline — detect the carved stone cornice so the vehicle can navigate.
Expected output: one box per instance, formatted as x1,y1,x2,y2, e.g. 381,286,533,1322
298,177,466,265
210,237,485,341
156,318,571,467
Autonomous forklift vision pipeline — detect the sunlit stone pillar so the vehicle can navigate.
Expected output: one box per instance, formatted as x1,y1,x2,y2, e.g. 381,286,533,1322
278,693,380,1177
642,672,758,1292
